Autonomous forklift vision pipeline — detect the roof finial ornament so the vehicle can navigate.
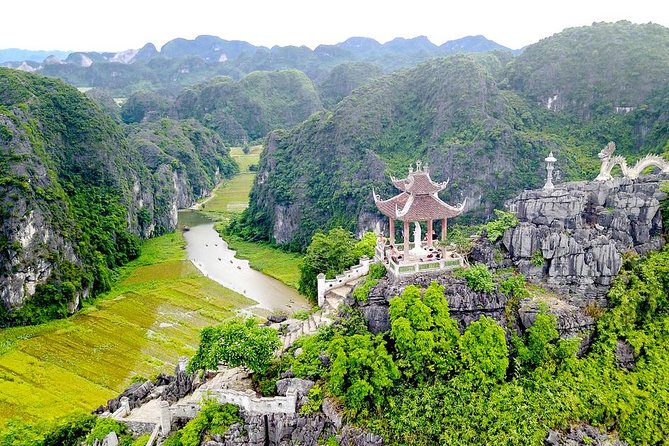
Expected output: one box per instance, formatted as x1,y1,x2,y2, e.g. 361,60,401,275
423,161,429,173
415,160,423,172
408,163,414,175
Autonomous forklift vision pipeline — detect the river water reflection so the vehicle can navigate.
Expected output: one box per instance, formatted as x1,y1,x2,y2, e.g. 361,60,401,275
178,211,309,313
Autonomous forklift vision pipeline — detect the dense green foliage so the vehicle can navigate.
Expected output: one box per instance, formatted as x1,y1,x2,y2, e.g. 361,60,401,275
328,333,400,415
298,228,374,301
389,283,461,382
0,68,143,325
175,70,322,144
456,263,496,293
0,68,237,325
0,412,135,446
480,209,519,242
188,318,280,374
252,245,669,444
163,401,240,446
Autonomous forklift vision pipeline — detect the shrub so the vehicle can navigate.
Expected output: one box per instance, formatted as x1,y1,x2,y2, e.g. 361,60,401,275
389,283,461,382
458,316,509,387
328,333,399,415
298,228,358,301
531,249,544,267
457,263,495,293
179,401,240,446
499,274,529,298
480,210,519,242
188,318,280,374
84,418,129,445
43,413,96,446
300,383,324,414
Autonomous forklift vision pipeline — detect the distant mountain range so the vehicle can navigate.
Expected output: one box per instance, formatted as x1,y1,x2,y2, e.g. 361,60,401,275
0,35,516,95
0,34,514,65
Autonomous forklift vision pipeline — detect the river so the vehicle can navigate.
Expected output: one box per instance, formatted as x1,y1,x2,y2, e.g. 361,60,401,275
178,210,309,313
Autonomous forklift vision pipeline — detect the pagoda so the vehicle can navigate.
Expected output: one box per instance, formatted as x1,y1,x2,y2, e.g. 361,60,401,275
373,161,466,274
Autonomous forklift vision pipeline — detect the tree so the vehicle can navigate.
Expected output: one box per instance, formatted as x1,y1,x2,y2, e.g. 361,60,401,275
298,227,358,301
389,282,461,382
459,316,509,387
188,319,280,374
327,333,399,415
512,311,579,376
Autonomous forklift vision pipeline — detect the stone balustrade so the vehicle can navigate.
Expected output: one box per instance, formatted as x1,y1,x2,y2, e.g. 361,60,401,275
317,256,372,306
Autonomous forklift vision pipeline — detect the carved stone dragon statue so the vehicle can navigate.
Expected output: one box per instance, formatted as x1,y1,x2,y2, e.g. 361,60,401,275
595,141,669,181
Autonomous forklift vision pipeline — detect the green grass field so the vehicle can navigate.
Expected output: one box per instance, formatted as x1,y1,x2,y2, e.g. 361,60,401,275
201,145,261,217
219,230,303,289
0,233,252,424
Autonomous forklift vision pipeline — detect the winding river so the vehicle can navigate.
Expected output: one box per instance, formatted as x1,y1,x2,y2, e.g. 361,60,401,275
178,210,309,313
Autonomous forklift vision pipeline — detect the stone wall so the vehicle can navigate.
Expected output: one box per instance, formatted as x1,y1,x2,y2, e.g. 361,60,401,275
502,174,667,306
317,256,372,306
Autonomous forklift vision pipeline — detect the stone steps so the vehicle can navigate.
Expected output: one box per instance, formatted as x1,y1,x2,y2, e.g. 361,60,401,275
278,276,363,352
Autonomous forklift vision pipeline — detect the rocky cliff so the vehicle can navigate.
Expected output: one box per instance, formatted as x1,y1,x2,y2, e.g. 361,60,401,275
501,174,667,306
0,69,236,324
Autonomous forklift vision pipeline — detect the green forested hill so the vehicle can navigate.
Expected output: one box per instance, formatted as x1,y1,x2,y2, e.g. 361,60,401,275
174,70,323,144
0,69,236,325
238,22,669,249
318,62,384,108
506,21,669,118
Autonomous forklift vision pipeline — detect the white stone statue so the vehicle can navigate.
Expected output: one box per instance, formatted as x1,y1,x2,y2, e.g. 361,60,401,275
596,141,669,181
409,222,428,257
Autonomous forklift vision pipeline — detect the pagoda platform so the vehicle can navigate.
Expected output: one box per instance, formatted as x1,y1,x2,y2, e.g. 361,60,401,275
374,241,464,279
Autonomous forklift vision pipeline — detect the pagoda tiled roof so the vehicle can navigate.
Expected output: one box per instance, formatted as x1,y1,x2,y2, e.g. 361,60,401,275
374,161,465,221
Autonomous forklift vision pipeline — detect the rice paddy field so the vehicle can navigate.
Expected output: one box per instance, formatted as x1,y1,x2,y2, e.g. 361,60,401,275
203,146,304,289
0,233,252,424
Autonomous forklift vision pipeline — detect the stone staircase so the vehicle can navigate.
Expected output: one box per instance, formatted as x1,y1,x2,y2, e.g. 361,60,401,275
279,278,361,352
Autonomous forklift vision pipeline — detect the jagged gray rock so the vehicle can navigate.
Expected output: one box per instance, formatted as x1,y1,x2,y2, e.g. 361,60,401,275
338,426,385,446
615,340,636,371
504,175,667,306
356,274,507,333
545,424,628,445
276,378,314,407
103,380,154,413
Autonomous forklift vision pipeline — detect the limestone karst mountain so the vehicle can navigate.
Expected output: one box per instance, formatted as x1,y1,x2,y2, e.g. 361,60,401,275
0,68,237,325
236,21,669,249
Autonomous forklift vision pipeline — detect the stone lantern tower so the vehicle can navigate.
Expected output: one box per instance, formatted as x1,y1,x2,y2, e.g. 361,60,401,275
544,152,557,190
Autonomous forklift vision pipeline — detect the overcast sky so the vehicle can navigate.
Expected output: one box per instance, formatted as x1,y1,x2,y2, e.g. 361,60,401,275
2,0,667,52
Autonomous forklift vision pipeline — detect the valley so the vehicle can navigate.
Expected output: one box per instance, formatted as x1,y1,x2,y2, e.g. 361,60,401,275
1,18,669,446
0,148,305,424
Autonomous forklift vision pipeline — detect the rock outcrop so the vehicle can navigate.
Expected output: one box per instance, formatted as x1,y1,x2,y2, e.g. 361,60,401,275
502,175,667,306
353,274,508,333
207,410,383,446
545,425,628,446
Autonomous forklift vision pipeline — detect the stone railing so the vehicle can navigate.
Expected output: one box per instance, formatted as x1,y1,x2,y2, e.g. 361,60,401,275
386,254,463,279
317,256,372,307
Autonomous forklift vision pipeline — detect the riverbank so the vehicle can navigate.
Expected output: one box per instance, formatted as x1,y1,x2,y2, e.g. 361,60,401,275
199,145,305,290
0,232,253,424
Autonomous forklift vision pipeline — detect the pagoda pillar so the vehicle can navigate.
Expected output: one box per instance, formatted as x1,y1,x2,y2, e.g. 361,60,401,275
389,218,395,245
427,219,433,247
403,220,410,253
442,218,448,242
